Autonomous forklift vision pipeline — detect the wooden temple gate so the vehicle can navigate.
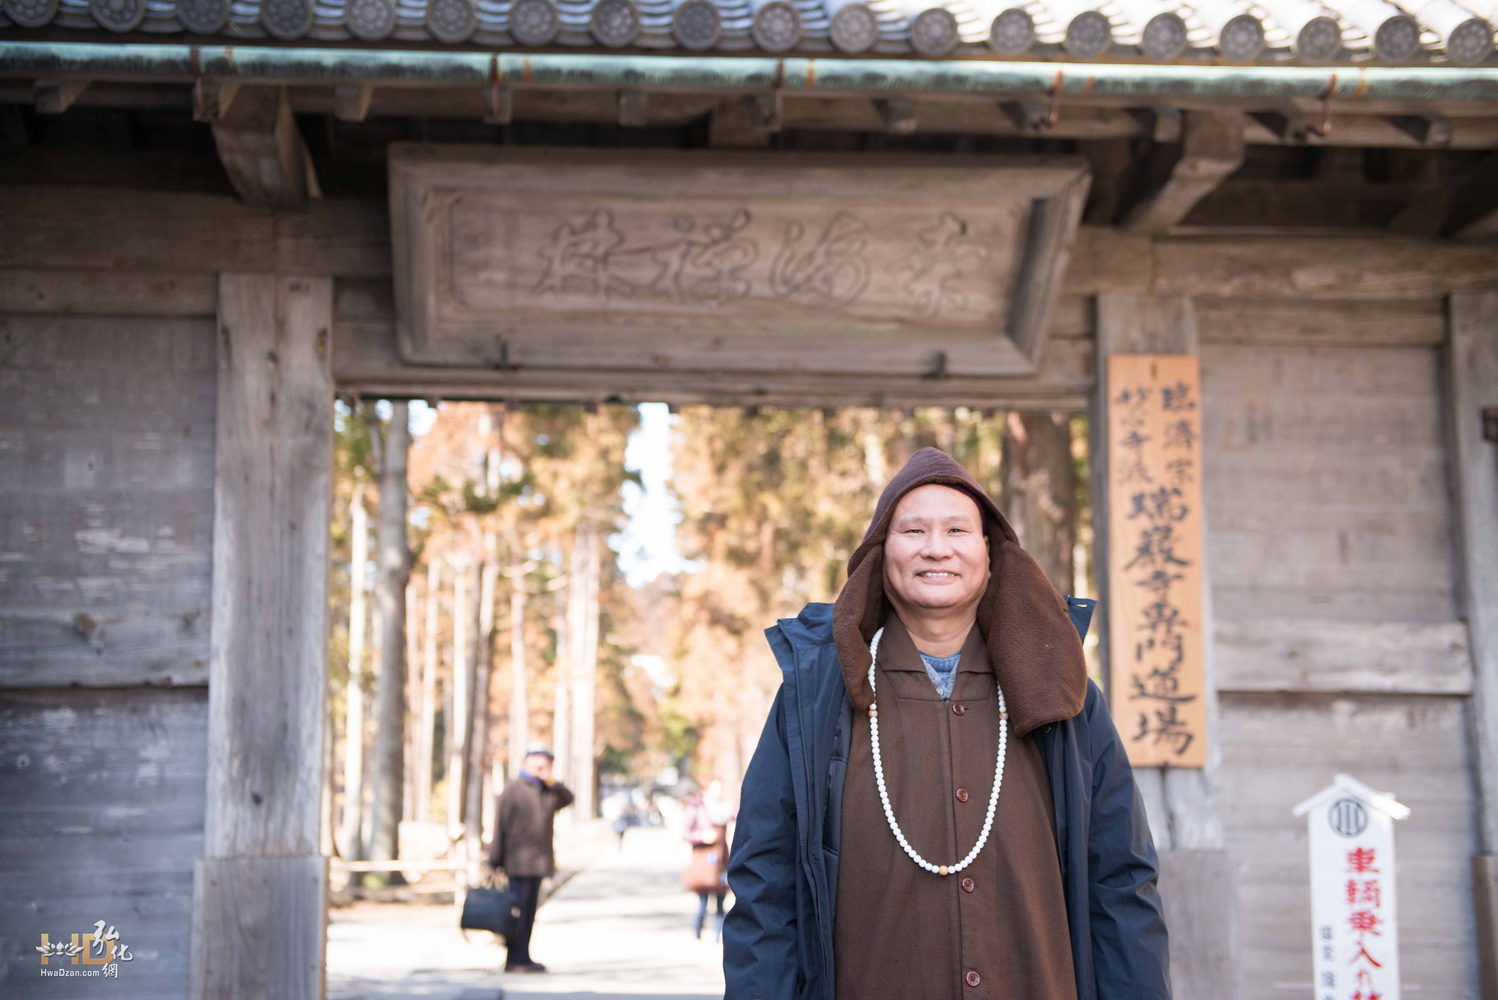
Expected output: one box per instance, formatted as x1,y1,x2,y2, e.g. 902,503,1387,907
2,17,1498,1000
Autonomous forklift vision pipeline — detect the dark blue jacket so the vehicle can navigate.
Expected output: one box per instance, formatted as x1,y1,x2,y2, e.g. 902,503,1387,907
723,599,1170,1000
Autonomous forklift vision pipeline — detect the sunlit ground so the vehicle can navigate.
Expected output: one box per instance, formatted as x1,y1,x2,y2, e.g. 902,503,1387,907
327,824,726,1000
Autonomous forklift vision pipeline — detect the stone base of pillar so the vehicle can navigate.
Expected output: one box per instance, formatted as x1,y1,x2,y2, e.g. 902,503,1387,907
1158,848,1237,1000
190,855,327,1000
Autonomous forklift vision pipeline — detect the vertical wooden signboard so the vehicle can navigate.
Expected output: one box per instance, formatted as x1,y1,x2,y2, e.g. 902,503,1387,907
1107,354,1207,769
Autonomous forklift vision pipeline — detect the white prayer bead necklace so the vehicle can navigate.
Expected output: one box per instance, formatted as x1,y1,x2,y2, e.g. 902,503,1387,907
866,627,1008,877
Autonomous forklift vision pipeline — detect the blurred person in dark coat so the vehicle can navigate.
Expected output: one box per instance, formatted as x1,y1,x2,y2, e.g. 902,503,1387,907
487,744,574,974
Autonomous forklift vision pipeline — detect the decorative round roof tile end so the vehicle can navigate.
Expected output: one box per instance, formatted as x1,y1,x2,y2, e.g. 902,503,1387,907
590,0,641,47
509,0,560,45
1140,11,1187,61
751,0,802,52
1294,15,1341,62
1447,17,1494,66
176,0,230,34
1063,9,1112,59
987,7,1035,55
426,0,476,42
909,6,959,56
346,0,396,40
3,0,59,28
829,2,878,54
90,0,145,32
1217,12,1264,61
260,0,313,39
1372,13,1420,62
672,0,722,50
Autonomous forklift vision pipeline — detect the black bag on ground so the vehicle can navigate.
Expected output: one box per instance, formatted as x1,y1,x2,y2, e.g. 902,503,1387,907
461,876,517,939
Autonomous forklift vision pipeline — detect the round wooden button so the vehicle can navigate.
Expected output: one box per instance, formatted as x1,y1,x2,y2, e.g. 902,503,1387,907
966,971,982,987
951,703,967,716
955,787,969,803
961,877,975,893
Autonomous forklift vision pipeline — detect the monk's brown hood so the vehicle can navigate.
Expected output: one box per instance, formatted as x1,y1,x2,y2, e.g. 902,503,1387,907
831,447,1087,736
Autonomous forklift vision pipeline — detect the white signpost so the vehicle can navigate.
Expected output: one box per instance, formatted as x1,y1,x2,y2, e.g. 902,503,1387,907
1293,774,1411,1000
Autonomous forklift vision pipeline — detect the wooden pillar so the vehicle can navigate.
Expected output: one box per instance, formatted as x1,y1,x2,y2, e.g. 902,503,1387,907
1093,292,1238,1000
1449,291,1498,1000
191,274,333,1000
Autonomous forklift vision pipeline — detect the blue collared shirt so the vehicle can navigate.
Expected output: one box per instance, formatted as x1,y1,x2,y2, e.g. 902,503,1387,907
919,650,961,701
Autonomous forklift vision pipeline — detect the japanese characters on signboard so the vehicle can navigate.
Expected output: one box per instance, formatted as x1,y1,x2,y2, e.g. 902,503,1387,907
1106,354,1207,769
1295,775,1409,1000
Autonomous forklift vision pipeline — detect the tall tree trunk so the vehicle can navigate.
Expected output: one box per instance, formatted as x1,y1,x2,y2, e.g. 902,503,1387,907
508,578,529,779
1000,411,1077,595
466,529,498,852
321,694,335,858
369,401,411,873
569,523,600,821
415,559,440,823
552,581,572,797
341,481,369,864
447,554,472,833
404,576,420,824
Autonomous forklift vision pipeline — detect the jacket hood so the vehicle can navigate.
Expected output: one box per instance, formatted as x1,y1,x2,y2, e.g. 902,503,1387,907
830,447,1087,736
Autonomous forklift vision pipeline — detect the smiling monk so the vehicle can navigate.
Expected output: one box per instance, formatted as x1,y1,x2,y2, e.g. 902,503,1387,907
723,447,1170,1000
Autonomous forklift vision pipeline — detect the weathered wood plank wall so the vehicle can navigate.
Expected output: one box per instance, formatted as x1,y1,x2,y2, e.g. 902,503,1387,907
1201,338,1479,1000
0,312,217,999
0,688,209,999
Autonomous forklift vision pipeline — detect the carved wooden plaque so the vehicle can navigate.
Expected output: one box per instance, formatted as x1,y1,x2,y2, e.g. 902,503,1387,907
1106,354,1207,769
389,145,1089,377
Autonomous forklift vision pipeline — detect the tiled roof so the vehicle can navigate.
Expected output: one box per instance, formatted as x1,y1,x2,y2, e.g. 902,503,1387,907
2,0,1494,64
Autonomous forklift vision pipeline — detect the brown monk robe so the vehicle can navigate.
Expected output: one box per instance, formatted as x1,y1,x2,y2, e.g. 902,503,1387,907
831,448,1087,1000
834,617,1077,1000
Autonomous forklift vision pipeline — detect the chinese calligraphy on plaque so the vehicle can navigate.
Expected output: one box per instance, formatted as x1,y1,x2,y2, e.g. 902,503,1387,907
1294,774,1409,1000
389,147,1091,376
1106,354,1206,769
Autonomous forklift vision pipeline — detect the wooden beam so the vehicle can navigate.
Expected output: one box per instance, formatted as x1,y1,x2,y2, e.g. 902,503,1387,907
1130,105,1183,142
1248,107,1322,144
1214,618,1473,694
193,79,241,122
1449,290,1498,1000
746,92,782,133
1390,151,1498,240
0,268,217,316
1386,113,1453,148
1194,296,1445,347
34,78,90,115
0,187,391,277
999,99,1053,134
1122,111,1245,234
617,89,648,128
1141,234,1498,299
707,96,771,148
333,84,375,123
190,273,333,1000
875,97,917,135
8,185,1498,299
483,85,513,126
331,310,1095,407
210,86,317,211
